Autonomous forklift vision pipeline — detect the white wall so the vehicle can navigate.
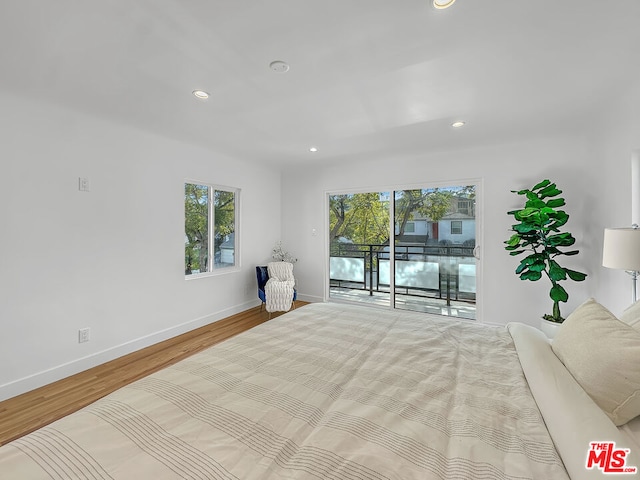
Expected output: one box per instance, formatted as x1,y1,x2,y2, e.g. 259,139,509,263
584,83,640,316
0,92,282,400
282,133,598,327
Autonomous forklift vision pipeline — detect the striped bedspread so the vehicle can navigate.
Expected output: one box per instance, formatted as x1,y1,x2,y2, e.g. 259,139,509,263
0,303,568,479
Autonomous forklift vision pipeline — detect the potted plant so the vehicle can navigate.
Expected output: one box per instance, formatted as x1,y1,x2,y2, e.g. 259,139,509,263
504,179,587,336
272,241,297,263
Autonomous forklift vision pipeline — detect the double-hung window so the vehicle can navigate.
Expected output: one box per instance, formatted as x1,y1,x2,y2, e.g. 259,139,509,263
184,182,239,276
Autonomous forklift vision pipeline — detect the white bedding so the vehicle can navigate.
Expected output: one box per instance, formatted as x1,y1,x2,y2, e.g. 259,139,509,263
0,302,632,479
509,322,640,479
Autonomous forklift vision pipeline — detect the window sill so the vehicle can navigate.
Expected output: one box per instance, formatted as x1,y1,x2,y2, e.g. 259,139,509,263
185,266,240,280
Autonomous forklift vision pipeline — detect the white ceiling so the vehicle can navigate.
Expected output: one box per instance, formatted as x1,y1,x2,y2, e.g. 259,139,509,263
1,1,639,167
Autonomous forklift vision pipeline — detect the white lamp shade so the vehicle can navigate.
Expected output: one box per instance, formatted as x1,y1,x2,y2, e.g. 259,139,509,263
602,228,640,271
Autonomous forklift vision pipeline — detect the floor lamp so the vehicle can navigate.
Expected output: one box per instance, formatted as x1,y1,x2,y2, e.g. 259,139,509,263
602,226,640,303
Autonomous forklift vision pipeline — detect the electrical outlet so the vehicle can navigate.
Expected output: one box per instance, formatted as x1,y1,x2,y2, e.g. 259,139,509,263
78,327,90,343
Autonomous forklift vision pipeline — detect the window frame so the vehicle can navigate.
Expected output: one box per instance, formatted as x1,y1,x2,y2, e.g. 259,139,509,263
451,220,463,235
184,180,241,279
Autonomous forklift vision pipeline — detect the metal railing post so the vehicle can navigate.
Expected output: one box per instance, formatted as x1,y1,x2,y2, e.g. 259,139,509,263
369,244,374,296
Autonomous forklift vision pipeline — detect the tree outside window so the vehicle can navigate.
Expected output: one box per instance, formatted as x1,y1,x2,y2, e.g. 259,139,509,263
185,182,239,276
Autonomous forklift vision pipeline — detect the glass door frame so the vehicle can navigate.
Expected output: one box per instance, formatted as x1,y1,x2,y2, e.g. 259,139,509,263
324,178,483,322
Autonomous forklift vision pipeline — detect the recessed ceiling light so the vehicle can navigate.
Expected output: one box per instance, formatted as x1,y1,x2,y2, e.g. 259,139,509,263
433,0,456,9
192,90,210,99
269,60,290,73
309,146,318,153
451,121,466,128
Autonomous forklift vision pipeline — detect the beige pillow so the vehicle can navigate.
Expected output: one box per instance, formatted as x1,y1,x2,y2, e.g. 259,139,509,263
620,300,640,330
552,298,640,426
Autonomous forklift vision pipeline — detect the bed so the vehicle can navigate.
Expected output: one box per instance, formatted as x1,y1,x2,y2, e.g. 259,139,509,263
1,301,639,479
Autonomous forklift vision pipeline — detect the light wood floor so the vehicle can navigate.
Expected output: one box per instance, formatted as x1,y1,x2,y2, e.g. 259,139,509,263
0,302,307,447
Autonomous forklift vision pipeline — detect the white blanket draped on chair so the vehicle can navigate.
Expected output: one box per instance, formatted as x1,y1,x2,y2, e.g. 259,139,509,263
265,261,295,312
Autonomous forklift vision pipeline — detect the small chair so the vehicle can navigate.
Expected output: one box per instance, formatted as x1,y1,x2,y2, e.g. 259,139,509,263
256,265,297,314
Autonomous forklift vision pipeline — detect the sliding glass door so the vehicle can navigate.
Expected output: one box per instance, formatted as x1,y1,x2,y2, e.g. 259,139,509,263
391,186,477,318
328,183,478,320
329,192,391,307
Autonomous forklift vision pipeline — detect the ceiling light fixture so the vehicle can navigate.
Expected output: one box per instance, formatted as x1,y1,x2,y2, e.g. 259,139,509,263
451,121,466,128
192,90,210,99
269,60,290,73
309,146,318,153
433,0,456,9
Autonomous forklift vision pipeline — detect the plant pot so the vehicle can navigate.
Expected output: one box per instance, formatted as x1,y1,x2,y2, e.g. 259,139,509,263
540,318,562,339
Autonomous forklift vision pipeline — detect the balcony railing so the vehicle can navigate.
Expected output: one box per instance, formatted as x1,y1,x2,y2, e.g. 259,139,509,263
329,242,476,306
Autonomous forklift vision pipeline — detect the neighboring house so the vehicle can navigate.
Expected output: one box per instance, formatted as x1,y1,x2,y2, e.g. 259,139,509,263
397,196,476,246
436,212,475,245
219,233,235,265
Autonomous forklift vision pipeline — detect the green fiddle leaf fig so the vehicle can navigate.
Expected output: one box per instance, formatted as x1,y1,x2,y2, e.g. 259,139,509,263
505,179,587,323
550,284,569,302
505,235,521,248
520,270,543,281
513,223,538,234
505,234,520,244
516,255,544,274
525,200,547,210
549,210,568,221
525,191,539,202
539,183,562,199
548,260,567,281
524,253,545,263
519,239,537,248
546,249,563,258
547,232,576,247
546,198,566,208
532,179,551,190
548,215,569,227
566,269,587,282
527,261,547,273
514,208,539,220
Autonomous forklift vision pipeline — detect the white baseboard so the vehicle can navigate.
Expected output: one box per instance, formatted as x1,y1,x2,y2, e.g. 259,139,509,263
0,301,256,402
298,293,323,303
